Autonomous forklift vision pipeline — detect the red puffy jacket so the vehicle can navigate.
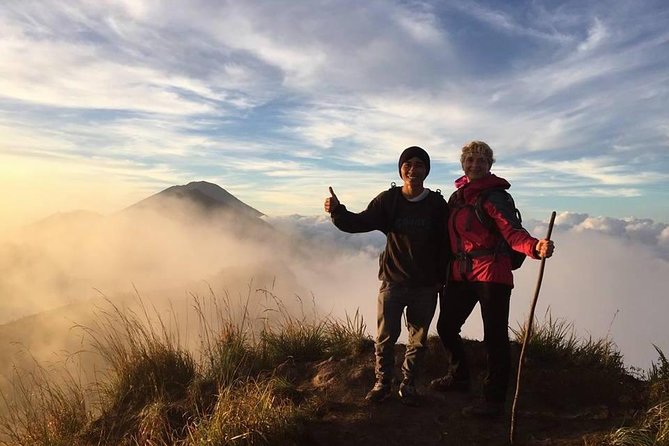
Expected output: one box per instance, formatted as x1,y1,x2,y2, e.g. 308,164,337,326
448,174,539,287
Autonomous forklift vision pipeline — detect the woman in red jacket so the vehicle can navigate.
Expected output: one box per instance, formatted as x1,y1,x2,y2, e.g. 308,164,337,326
431,141,554,417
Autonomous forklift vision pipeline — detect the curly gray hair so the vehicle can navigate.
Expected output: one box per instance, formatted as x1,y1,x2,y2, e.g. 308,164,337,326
460,141,495,166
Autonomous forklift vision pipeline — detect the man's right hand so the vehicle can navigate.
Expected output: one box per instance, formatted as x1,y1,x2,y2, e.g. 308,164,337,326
324,186,340,214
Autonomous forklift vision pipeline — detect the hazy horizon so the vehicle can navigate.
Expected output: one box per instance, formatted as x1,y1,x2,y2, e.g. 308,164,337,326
2,178,668,236
1,185,667,373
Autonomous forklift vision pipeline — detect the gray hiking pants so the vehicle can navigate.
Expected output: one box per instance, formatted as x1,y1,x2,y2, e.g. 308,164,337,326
375,282,438,384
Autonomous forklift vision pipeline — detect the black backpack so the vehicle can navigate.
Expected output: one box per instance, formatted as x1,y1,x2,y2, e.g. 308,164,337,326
473,189,526,270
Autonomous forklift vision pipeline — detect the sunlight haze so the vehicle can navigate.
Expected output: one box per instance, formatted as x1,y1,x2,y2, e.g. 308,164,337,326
1,0,668,375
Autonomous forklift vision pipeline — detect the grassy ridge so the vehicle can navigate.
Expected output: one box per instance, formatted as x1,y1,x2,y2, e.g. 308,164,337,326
599,345,669,446
511,311,669,446
1,292,667,445
511,310,625,373
0,290,369,445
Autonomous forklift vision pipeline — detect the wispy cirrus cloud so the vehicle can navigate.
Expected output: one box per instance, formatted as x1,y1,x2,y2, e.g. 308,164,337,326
0,0,667,227
444,0,573,43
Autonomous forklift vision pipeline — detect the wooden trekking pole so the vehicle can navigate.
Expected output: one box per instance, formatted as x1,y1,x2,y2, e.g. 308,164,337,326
509,211,557,445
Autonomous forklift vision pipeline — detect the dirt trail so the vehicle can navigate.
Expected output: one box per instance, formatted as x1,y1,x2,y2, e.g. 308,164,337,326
291,338,645,446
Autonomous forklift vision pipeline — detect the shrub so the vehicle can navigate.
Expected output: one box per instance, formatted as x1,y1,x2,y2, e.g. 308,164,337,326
324,309,371,358
0,364,89,446
260,321,330,365
257,289,371,365
193,290,265,386
185,379,303,446
512,309,625,374
648,344,669,404
603,401,669,446
601,346,669,446
79,297,197,443
0,287,368,445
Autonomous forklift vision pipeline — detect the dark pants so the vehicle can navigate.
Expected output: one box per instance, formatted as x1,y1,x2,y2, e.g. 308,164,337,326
436,281,512,403
375,282,438,385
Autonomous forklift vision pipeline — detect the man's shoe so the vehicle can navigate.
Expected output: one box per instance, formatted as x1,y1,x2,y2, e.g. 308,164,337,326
462,400,504,417
365,381,391,403
429,375,470,392
398,380,420,406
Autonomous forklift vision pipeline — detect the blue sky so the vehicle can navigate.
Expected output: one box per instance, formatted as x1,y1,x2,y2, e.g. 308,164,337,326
1,0,668,229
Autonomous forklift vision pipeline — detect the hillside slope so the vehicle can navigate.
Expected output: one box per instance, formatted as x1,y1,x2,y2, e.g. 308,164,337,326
294,337,646,446
0,302,658,446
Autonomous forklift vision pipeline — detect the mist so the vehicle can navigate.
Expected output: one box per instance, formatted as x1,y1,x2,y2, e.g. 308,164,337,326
512,216,669,370
0,187,396,398
270,211,669,371
0,204,293,323
1,193,667,396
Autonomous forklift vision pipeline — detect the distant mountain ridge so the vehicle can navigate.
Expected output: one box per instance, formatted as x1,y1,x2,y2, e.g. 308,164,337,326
124,181,265,219
1,180,273,325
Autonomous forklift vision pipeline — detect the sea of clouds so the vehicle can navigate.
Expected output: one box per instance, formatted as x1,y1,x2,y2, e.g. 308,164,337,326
1,207,666,378
268,211,669,371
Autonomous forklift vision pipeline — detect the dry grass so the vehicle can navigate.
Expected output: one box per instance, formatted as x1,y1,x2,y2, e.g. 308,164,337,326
512,309,625,375
0,362,89,446
184,379,303,446
0,286,370,445
600,345,669,446
6,288,664,446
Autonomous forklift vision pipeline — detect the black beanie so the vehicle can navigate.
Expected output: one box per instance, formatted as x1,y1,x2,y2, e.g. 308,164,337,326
398,146,430,178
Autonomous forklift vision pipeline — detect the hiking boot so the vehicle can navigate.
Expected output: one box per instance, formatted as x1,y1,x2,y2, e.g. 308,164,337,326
429,375,471,393
365,381,391,403
462,400,504,418
398,380,420,407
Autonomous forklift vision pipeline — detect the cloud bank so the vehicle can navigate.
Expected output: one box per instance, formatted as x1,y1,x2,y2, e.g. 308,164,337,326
0,202,666,395
269,211,669,370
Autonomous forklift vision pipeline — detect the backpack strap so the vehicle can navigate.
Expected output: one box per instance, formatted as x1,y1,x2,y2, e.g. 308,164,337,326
453,188,518,273
476,188,522,229
474,189,498,230
474,188,523,262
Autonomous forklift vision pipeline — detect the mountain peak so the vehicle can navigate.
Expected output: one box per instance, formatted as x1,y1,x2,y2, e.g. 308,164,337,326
183,180,227,193
126,181,264,219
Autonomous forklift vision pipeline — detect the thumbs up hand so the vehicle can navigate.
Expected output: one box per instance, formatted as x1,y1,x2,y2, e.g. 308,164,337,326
324,186,340,214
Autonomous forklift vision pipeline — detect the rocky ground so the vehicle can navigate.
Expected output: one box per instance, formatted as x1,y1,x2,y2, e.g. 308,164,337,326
279,337,646,446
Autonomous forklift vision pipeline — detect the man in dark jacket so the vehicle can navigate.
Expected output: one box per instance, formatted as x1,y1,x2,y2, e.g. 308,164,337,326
431,140,555,417
324,146,449,405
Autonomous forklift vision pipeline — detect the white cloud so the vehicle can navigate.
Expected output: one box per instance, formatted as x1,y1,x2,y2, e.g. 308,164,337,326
526,158,668,187
392,7,445,45
510,227,668,369
209,10,328,88
578,18,607,52
271,210,669,368
448,1,572,43
659,226,669,248
542,213,669,263
0,37,216,115
0,0,667,228
555,212,588,227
